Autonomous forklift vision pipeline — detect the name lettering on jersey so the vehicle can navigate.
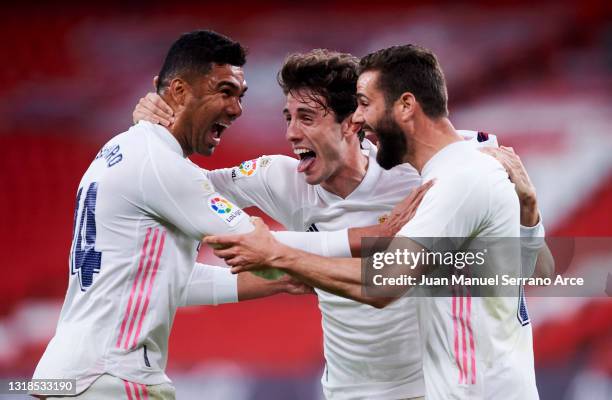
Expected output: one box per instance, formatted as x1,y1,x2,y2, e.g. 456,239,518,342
208,196,244,227
95,144,123,167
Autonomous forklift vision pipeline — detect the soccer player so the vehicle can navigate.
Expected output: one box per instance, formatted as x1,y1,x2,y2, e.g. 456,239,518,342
206,45,546,400
135,49,549,399
135,49,429,400
31,31,349,400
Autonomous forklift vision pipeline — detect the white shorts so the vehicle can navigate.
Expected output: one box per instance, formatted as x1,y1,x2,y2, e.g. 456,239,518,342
33,374,175,400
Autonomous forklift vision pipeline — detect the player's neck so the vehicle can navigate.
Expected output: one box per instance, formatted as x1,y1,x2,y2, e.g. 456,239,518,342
160,94,193,157
405,117,462,173
162,120,197,157
321,150,369,199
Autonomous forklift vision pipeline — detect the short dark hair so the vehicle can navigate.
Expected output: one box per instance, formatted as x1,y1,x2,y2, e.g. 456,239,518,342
278,49,359,124
359,45,448,119
156,30,247,92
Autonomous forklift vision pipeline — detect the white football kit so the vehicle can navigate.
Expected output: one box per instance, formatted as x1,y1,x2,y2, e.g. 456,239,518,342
205,131,537,400
398,140,540,400
32,121,349,397
207,141,422,400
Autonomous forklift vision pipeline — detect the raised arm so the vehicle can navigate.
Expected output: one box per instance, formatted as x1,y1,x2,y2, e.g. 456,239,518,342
480,146,555,279
133,91,175,127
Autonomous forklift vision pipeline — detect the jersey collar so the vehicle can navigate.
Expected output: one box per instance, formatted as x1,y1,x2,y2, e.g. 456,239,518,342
315,140,382,202
141,121,185,157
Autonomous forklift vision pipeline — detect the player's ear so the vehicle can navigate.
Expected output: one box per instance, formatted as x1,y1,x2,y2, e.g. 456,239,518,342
397,92,416,122
341,113,362,138
152,76,159,90
168,78,189,107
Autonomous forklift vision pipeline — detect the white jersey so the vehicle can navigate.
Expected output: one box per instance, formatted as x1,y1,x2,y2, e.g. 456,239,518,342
32,121,258,394
32,121,350,396
206,130,506,400
398,140,539,399
208,141,422,399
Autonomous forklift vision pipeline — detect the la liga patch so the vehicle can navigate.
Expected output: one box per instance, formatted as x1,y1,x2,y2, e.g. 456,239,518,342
231,157,273,181
238,159,257,177
208,195,244,227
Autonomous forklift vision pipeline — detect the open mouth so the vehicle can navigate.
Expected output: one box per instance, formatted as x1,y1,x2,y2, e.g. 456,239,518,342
206,122,230,149
211,122,229,138
293,147,317,173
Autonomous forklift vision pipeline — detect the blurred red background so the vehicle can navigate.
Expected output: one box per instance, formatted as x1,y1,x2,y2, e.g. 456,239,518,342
0,1,610,399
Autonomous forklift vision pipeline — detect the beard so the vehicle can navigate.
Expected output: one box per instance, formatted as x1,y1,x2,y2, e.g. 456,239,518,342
371,111,411,170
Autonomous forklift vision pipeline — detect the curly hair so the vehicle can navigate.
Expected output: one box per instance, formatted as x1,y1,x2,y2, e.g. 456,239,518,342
278,49,359,124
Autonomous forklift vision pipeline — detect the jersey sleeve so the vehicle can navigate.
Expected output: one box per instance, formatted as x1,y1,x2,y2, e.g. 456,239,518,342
141,154,254,241
272,230,352,257
179,263,238,306
204,155,301,227
519,217,546,277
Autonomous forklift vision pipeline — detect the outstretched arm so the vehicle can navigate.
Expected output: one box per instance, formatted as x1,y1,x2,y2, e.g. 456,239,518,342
180,263,313,307
205,218,420,308
237,271,314,301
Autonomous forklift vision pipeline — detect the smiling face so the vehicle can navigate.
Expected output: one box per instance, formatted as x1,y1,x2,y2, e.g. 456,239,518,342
283,90,348,185
353,70,409,170
175,64,247,156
